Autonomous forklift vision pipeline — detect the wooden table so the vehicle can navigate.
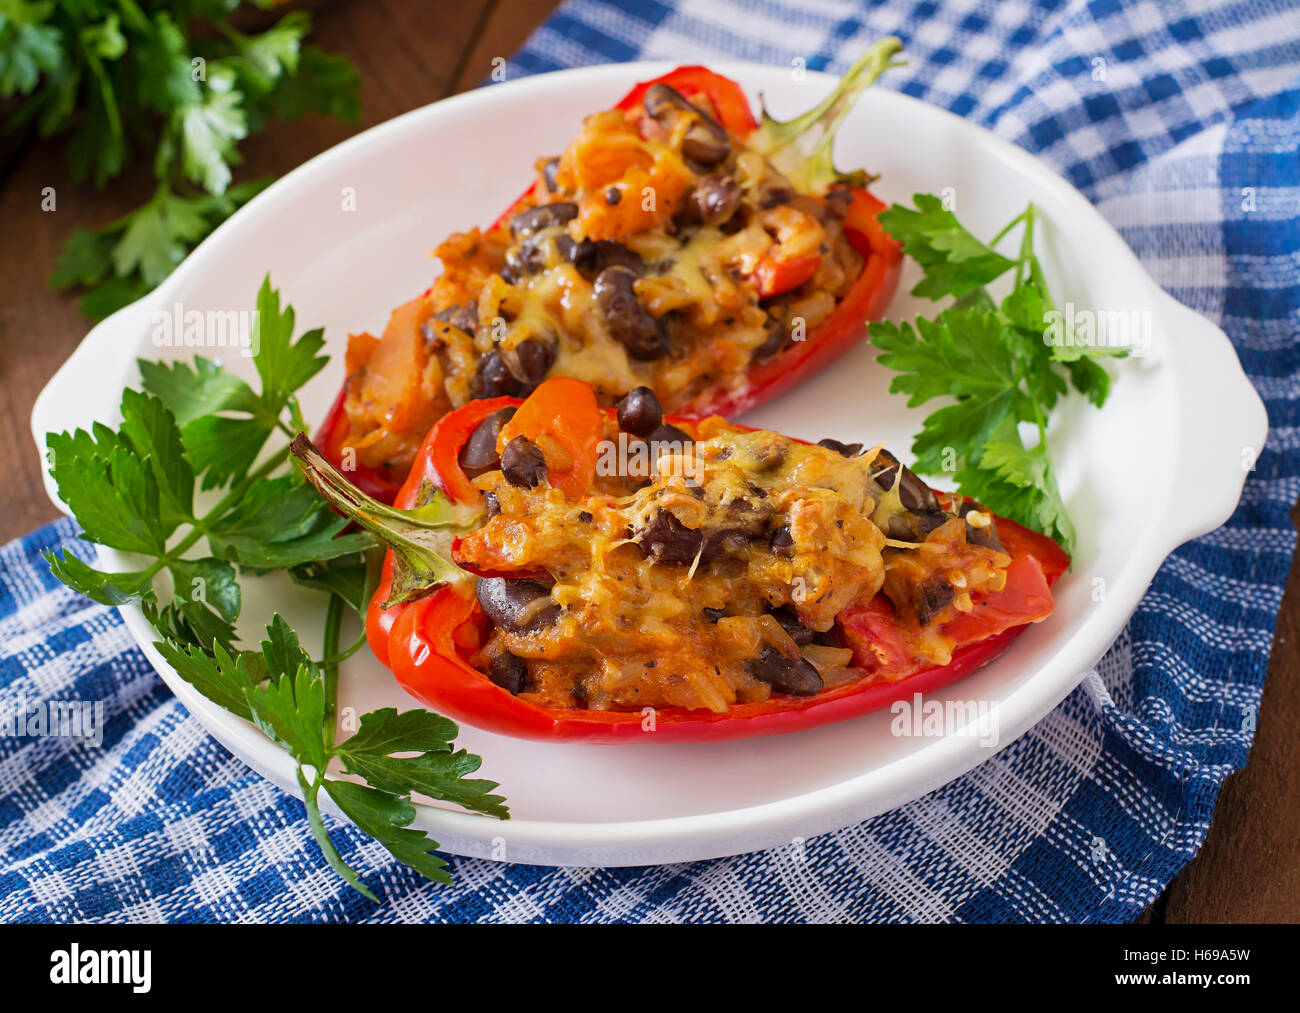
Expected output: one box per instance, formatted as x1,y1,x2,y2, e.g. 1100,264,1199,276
2,0,1295,923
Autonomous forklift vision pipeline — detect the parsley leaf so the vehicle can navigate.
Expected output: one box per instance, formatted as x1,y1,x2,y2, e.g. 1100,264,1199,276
137,355,261,425
961,437,1076,552
337,709,509,820
877,194,1015,300
245,662,330,771
155,638,258,720
119,387,195,530
870,199,1127,555
112,185,211,287
272,45,360,123
323,780,453,888
44,278,506,899
43,551,152,607
168,65,248,195
870,308,1031,475
15,5,358,319
0,2,63,98
250,274,329,411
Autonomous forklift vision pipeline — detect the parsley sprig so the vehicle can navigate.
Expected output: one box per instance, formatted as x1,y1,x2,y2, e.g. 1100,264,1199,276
43,277,508,899
869,196,1126,555
2,1,359,320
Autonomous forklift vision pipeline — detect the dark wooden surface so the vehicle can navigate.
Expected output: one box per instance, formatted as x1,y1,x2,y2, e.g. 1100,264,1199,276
2,0,1295,923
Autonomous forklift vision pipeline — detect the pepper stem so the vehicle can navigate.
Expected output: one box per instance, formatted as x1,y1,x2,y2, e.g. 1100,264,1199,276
749,37,905,194
290,434,482,607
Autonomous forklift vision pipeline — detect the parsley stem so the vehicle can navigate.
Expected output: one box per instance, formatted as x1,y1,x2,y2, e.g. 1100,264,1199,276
322,593,343,743
1012,204,1035,289
142,446,291,581
989,207,1030,250
319,631,367,668
298,767,378,903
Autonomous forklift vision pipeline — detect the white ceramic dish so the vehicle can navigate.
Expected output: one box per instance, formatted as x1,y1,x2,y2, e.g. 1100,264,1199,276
32,62,1266,867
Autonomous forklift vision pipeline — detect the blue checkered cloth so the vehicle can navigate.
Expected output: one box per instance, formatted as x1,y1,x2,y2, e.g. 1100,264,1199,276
3,0,1298,923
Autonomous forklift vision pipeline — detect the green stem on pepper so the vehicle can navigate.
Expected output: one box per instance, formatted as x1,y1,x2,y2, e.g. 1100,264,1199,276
289,434,480,607
749,36,906,194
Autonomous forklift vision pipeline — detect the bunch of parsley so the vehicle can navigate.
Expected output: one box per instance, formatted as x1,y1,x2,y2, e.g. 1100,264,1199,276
869,197,1126,555
43,277,508,899
1,0,359,320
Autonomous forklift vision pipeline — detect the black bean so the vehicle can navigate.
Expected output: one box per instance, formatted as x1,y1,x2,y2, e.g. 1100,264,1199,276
687,174,742,225
759,185,795,209
884,508,949,544
768,605,815,646
502,235,548,282
488,652,528,694
616,386,663,437
513,338,556,388
643,83,730,165
605,186,622,205
751,439,787,471
817,437,864,458
917,509,950,535
433,301,478,334
558,236,644,278
542,157,560,193
824,185,854,218
473,350,522,398
770,525,794,556
683,131,730,166
501,435,547,488
647,422,691,447
477,578,560,633
753,317,788,360
594,266,670,360
474,340,555,399
597,240,645,275
870,448,942,513
749,646,823,696
458,406,518,478
915,580,955,626
635,510,703,564
510,201,577,238
701,528,752,562
960,501,1005,552
811,627,840,648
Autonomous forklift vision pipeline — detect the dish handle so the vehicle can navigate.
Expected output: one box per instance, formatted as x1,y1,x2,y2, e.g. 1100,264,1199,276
1159,291,1269,552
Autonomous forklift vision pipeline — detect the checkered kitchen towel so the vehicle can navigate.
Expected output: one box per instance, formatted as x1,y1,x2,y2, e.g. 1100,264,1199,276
3,0,1298,923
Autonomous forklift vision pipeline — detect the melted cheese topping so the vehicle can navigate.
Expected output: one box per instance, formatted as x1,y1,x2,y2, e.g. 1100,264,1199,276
340,99,863,476
454,420,1008,713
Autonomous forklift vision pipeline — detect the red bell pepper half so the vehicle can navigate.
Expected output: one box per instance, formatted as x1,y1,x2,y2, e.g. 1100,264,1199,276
315,40,907,503
293,377,1069,745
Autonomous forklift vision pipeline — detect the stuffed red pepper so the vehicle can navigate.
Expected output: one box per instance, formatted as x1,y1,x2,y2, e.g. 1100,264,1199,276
319,40,906,501
293,377,1068,744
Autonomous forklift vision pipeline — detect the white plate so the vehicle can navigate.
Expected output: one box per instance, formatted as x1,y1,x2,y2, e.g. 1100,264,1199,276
32,62,1266,867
